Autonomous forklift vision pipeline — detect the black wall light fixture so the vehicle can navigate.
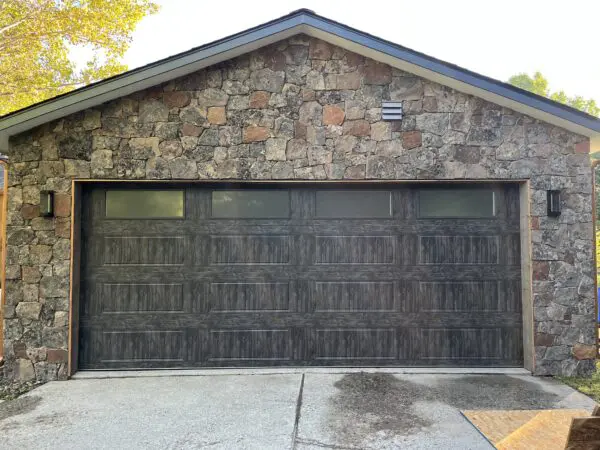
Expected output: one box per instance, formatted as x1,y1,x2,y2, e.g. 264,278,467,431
547,190,561,217
40,191,54,217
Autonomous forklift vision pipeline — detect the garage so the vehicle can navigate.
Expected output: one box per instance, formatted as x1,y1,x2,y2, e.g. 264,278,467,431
78,183,523,369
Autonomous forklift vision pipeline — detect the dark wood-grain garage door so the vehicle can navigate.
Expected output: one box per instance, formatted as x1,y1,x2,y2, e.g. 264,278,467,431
78,183,523,369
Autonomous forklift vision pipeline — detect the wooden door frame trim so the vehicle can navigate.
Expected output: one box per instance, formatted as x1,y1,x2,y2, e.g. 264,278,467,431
0,161,8,360
67,178,530,375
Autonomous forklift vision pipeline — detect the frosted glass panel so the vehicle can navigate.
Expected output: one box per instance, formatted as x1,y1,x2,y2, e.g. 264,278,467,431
419,189,495,217
316,191,392,218
212,190,290,218
106,190,184,218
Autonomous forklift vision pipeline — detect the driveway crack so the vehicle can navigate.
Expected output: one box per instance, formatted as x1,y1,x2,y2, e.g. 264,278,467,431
291,372,305,449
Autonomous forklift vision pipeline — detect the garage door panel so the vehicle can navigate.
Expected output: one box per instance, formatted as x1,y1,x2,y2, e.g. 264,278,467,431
100,283,186,313
312,328,398,361
312,281,396,312
419,236,500,265
417,328,508,361
80,183,523,369
210,235,292,265
208,281,293,312
208,329,292,362
419,281,501,312
314,235,396,264
102,236,186,266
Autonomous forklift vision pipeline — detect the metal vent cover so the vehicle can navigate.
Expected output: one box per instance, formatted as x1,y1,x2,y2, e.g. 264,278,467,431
382,102,403,121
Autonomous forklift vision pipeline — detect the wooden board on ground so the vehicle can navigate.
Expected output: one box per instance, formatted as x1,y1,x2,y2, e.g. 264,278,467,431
463,409,590,450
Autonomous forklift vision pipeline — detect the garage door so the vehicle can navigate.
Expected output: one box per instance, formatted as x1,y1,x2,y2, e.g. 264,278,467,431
78,183,523,369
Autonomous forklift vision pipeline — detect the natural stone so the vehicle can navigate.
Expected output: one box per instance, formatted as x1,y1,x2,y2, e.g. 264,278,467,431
402,131,422,149
309,39,333,60
243,126,270,143
64,159,91,178
250,68,285,93
58,132,92,160
83,110,101,130
197,88,229,107
129,137,160,159
16,302,42,320
265,138,288,161
389,77,423,101
323,105,345,126
343,120,370,137
16,359,35,381
169,158,199,179
163,91,191,108
364,62,392,85
299,101,323,126
370,122,391,141
180,106,207,126
21,205,39,220
249,91,270,109
336,72,361,90
308,146,332,165
572,343,596,360
159,140,183,159
47,348,68,363
54,194,71,217
287,139,308,160
182,123,202,136
154,122,179,140
139,99,169,122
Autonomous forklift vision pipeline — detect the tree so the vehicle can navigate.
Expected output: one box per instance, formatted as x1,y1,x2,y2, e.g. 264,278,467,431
509,71,600,117
0,0,158,116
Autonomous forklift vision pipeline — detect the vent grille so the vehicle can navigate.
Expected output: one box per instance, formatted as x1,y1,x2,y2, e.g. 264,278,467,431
382,102,403,121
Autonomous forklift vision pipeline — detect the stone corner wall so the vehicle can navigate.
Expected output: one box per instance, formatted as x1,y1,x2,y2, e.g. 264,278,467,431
2,34,596,381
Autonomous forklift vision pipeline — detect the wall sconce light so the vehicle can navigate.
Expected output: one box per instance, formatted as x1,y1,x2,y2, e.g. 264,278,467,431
40,191,54,217
547,190,561,217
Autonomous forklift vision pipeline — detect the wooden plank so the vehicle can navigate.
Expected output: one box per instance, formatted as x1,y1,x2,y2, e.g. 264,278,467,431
68,182,82,375
0,163,7,359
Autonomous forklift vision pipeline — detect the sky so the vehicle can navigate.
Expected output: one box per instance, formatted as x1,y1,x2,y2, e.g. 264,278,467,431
121,0,600,102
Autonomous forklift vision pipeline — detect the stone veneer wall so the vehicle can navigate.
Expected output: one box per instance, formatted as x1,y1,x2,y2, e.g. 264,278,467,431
3,35,596,381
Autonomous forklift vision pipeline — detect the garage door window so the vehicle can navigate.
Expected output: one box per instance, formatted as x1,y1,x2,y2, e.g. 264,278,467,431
212,190,290,218
316,191,392,218
419,189,495,218
105,190,184,218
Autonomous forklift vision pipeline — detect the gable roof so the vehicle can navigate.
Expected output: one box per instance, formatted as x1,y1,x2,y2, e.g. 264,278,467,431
2,8,600,150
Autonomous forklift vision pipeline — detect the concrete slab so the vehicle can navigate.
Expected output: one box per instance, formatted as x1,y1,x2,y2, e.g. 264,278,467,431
0,374,301,450
0,371,595,449
296,373,597,449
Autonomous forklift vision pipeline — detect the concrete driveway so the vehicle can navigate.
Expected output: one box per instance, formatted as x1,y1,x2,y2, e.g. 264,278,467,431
0,370,596,449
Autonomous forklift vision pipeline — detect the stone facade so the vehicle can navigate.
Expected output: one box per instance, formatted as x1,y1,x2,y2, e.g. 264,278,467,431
2,35,596,381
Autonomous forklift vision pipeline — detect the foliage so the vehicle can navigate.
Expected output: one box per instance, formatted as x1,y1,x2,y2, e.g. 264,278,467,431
0,0,158,116
559,362,600,402
509,71,600,117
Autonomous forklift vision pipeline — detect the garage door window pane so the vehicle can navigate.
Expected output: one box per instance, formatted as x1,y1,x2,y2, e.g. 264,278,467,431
212,191,290,218
316,191,392,218
419,189,495,218
106,190,184,218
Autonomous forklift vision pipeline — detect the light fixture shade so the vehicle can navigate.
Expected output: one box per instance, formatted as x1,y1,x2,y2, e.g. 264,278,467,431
547,190,561,217
40,191,54,217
